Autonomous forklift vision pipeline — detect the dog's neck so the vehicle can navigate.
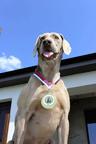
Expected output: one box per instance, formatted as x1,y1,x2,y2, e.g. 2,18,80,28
38,57,61,83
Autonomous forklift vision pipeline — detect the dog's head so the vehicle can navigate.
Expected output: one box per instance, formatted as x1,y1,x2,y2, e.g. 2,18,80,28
33,32,71,61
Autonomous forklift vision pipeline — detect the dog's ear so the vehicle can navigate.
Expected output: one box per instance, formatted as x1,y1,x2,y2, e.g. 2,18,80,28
60,34,71,55
33,36,41,57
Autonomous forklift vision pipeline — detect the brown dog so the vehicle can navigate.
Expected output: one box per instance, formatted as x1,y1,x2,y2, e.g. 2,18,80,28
8,32,71,144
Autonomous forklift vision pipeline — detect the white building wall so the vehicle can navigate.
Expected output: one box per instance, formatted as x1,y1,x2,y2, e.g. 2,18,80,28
0,71,96,142
0,84,25,142
63,71,96,96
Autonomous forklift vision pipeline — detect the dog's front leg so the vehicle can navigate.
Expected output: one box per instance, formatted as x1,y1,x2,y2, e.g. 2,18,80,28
13,112,25,144
58,112,69,144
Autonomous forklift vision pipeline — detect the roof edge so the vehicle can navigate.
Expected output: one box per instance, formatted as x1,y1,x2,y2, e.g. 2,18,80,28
0,53,96,88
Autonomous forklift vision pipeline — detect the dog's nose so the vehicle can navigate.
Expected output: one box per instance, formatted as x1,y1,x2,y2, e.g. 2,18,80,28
43,40,51,46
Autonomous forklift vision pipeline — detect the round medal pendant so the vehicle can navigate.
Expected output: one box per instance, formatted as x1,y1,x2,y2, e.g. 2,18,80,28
41,95,57,109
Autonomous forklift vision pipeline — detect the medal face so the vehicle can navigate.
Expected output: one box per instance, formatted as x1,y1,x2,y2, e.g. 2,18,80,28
41,95,57,109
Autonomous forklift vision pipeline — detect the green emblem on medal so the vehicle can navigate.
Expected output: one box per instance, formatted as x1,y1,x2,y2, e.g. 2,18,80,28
41,95,57,109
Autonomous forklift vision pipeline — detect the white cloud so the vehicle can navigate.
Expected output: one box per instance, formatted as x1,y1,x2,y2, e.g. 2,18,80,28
0,53,22,72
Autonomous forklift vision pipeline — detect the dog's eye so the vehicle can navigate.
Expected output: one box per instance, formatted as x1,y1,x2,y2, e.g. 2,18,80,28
41,36,46,41
52,35,59,39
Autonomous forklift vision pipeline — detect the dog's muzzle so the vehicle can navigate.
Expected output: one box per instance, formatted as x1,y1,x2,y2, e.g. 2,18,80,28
43,40,52,47
41,40,55,59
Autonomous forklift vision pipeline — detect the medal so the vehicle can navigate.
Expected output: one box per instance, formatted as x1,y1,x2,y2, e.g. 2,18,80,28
41,94,57,109
33,67,59,109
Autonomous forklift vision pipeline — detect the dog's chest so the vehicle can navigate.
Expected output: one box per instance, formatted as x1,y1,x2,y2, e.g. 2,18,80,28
25,105,63,141
24,79,67,141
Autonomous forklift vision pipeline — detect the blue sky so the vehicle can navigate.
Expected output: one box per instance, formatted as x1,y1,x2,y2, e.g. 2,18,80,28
0,0,96,72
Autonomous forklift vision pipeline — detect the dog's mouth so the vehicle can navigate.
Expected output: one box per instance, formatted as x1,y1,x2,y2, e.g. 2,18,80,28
43,51,54,58
42,50,58,60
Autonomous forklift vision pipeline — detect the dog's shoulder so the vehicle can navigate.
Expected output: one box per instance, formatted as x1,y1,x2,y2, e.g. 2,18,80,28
17,83,30,110
56,79,70,111
57,79,67,90
17,75,42,109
